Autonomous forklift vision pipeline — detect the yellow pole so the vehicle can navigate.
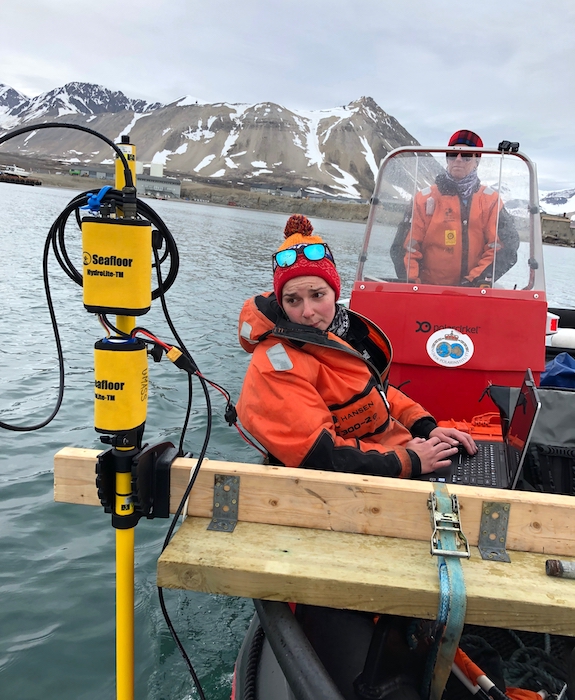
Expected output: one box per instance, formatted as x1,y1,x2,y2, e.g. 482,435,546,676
114,137,137,700
115,471,135,700
115,315,136,336
115,136,137,191
115,136,137,345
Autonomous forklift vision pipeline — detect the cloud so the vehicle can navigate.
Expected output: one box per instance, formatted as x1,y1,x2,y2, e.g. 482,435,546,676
0,0,573,189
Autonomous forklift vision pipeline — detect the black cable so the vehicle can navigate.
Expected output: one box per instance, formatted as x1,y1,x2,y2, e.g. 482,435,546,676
0,229,65,431
157,587,207,700
0,123,222,699
178,374,194,458
145,241,214,699
94,206,212,700
155,369,212,700
0,123,134,431
244,625,266,700
1,187,179,431
49,187,179,298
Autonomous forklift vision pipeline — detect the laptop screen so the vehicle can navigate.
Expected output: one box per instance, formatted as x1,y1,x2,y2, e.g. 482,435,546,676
505,368,542,489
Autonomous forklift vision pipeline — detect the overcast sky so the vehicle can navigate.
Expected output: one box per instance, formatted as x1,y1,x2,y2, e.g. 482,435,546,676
1,0,573,190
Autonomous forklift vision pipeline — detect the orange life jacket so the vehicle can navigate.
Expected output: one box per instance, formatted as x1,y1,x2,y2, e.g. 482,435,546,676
237,293,435,478
405,183,503,286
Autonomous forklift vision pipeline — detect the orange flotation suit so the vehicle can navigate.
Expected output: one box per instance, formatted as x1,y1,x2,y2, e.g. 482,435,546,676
405,181,504,286
237,292,436,478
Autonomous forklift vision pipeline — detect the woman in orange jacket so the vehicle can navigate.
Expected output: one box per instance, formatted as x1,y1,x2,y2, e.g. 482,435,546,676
237,214,476,478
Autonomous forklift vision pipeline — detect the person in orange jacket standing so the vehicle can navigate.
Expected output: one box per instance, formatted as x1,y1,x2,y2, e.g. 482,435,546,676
392,130,519,287
237,214,476,478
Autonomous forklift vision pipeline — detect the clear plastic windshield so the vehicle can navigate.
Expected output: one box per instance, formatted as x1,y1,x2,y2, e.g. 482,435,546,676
356,147,545,292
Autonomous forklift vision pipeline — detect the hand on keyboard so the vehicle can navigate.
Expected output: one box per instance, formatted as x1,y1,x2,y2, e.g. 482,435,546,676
428,427,478,456
406,436,459,474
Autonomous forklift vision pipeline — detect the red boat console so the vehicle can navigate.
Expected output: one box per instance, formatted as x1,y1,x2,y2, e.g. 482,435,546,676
351,281,547,422
352,145,548,423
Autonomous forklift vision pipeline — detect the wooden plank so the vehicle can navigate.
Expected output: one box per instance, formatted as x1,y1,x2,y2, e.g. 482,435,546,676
157,517,575,636
54,446,575,556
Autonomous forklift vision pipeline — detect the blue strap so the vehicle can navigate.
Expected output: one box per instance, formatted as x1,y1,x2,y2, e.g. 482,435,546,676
424,483,467,700
81,185,113,213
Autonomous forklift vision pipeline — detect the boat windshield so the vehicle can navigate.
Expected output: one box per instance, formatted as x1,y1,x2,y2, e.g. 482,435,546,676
356,147,545,292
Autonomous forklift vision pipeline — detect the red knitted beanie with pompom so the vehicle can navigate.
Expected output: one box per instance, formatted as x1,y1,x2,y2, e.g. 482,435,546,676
273,214,341,301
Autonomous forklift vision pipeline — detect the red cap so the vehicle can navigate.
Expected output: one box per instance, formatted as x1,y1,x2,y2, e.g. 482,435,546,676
448,130,483,148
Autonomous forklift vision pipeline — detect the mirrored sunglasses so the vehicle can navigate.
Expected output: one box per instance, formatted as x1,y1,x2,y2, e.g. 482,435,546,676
273,243,335,270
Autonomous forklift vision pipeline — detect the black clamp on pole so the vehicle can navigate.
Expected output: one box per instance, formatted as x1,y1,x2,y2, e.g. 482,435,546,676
96,438,177,528
131,441,178,520
497,140,520,153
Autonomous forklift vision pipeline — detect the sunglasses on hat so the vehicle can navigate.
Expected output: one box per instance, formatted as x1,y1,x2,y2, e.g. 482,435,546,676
446,151,476,160
273,243,335,271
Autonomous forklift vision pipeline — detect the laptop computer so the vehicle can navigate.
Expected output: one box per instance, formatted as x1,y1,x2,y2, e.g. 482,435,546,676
422,368,541,489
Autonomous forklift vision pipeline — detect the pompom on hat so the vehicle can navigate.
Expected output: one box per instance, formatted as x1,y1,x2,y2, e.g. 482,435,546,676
448,130,483,148
283,213,315,238
273,214,341,301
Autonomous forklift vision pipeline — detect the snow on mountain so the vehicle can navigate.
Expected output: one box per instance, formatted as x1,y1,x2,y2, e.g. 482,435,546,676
540,188,575,215
0,83,410,197
0,84,27,129
7,82,163,123
1,82,573,203
0,84,26,110
173,96,208,107
0,84,418,198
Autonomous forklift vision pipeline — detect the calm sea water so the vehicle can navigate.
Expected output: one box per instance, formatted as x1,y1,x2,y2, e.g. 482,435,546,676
1,183,574,700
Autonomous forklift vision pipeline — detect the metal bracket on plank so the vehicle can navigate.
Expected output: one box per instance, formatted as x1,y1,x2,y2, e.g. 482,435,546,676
207,474,240,532
478,501,511,562
428,491,470,558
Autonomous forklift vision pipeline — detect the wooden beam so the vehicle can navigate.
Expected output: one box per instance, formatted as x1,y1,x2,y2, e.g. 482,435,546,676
55,447,575,556
157,517,575,636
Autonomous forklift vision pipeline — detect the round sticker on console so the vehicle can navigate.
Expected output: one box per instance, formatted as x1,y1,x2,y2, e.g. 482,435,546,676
426,328,474,367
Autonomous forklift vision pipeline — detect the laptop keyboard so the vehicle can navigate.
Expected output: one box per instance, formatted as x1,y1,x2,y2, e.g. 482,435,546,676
452,444,501,486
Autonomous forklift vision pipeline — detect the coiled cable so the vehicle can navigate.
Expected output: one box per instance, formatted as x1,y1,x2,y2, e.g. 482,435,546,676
0,124,178,431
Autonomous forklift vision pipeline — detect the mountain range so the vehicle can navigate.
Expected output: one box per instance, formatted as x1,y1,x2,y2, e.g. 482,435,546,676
0,82,418,199
1,81,574,208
